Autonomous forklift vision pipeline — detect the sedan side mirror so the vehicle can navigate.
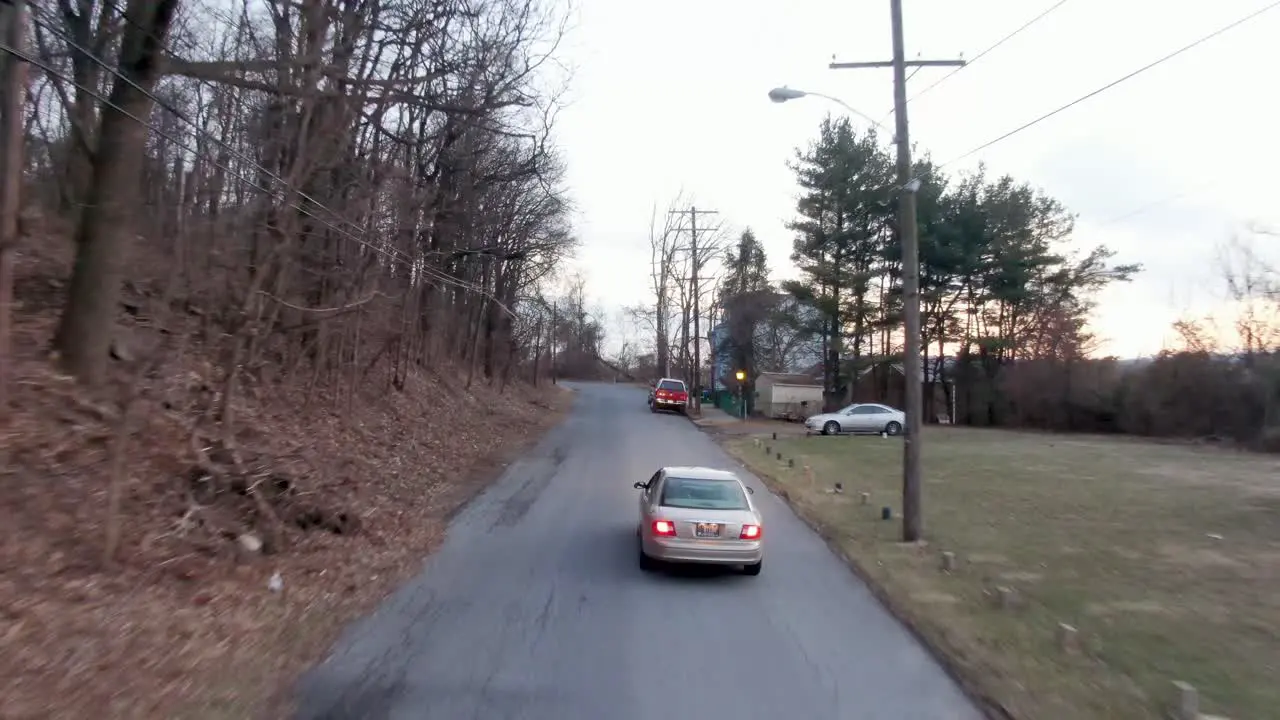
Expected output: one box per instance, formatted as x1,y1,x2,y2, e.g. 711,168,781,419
746,486,755,495
633,481,647,490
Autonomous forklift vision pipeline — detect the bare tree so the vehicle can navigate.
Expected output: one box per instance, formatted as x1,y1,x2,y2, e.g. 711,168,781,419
668,216,726,400
18,0,584,558
29,0,579,389
51,0,182,386
1217,234,1280,357
637,194,687,377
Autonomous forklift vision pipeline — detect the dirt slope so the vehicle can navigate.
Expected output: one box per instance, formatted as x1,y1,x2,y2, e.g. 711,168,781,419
0,234,572,719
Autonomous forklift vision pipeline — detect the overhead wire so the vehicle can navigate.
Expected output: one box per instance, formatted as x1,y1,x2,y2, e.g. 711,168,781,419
13,8,520,313
908,0,1072,107
927,0,1280,178
94,0,548,266
874,0,1073,127
28,4,411,265
101,0,206,59
1087,178,1232,229
6,43,508,311
11,45,407,270
101,0,558,204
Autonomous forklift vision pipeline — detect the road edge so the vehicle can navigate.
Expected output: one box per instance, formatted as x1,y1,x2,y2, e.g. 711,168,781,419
708,432,1019,720
259,386,578,720
442,384,579,524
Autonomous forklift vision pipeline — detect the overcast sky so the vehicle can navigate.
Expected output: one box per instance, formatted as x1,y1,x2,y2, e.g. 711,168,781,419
552,0,1280,358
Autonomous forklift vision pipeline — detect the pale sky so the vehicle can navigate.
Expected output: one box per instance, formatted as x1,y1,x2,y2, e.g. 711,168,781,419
553,0,1280,358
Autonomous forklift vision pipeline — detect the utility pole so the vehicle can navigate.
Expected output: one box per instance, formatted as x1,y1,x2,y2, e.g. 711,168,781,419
690,207,700,415
549,300,557,385
669,205,719,416
0,0,28,420
830,0,963,543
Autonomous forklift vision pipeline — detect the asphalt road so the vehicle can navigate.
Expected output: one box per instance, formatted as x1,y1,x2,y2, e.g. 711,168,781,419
295,382,982,720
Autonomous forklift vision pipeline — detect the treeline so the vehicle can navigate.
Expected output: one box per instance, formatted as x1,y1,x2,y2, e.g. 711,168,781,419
4,0,605,416
994,235,1280,450
777,116,1139,410
709,115,1279,449
709,114,1138,412
995,347,1280,450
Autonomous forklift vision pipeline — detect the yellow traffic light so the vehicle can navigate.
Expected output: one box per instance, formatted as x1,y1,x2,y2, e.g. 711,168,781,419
735,370,745,381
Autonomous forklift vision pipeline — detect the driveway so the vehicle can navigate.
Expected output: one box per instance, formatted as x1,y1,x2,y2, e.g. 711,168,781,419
294,382,982,720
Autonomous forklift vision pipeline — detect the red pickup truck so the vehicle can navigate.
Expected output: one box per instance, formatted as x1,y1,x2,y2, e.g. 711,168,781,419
649,378,689,414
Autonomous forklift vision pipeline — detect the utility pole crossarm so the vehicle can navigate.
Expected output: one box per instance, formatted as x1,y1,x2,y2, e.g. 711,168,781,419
829,59,966,69
668,225,725,236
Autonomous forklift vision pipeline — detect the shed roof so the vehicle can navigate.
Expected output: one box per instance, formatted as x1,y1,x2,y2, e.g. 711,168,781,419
756,371,823,386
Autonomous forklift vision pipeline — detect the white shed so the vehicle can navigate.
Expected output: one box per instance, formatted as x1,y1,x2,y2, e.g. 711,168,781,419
755,372,824,420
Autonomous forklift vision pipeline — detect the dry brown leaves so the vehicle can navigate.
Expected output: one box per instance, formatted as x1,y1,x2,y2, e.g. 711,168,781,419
0,265,573,718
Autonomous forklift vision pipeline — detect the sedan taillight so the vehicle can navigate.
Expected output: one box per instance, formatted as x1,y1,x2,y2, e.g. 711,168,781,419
740,524,762,540
652,520,677,537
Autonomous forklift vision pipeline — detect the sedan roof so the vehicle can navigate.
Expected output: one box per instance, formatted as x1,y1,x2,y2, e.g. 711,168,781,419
661,466,740,481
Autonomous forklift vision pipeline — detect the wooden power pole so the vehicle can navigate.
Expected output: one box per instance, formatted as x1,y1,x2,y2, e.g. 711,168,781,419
829,0,963,542
0,0,28,420
549,300,557,384
669,205,718,416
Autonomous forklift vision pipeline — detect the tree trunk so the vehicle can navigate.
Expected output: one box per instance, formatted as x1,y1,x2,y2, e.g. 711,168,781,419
53,0,181,386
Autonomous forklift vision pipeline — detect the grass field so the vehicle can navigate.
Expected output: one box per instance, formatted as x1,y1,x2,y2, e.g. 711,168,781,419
723,427,1280,720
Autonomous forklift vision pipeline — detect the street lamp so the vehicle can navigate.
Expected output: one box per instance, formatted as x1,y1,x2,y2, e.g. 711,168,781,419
735,370,747,420
766,86,888,136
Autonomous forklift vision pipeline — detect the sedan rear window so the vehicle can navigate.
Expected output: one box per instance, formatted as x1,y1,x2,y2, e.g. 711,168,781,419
659,477,748,510
658,380,686,392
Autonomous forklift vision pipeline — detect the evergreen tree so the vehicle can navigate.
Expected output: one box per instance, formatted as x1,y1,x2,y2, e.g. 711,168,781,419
785,115,894,406
776,116,1140,420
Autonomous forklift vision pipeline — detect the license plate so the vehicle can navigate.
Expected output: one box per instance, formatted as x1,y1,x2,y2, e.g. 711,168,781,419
695,522,721,538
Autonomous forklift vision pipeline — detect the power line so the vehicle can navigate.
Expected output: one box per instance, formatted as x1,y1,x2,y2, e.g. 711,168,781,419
1,40,510,310
873,0,1071,127
41,3,540,267
1095,192,1198,227
16,38,412,271
1088,179,1231,228
15,7,537,313
932,0,1280,176
910,0,1071,105
27,5,382,255
101,0,204,58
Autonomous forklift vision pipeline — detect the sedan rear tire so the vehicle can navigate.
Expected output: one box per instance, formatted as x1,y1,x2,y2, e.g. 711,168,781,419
638,547,658,572
742,560,762,576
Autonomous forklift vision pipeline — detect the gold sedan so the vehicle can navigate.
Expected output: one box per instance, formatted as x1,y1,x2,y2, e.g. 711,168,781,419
634,466,764,576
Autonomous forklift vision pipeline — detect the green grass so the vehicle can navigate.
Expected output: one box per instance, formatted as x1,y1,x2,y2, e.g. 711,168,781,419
724,427,1280,720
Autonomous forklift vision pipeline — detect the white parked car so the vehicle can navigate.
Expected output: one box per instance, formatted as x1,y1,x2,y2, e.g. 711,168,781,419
805,403,904,436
